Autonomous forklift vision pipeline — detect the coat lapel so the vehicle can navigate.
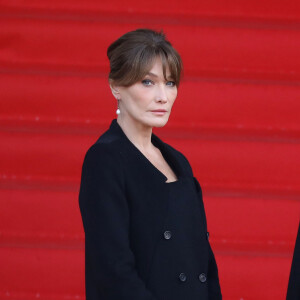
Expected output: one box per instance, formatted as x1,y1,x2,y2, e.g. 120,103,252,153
107,119,188,181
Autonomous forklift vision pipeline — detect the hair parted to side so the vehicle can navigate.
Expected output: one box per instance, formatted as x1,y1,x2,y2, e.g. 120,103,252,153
107,28,183,87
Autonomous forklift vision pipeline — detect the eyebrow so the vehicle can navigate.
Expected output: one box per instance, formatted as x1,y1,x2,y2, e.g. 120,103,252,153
145,72,173,80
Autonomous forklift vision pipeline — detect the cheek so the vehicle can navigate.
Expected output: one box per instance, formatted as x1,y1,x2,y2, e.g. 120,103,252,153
133,91,153,108
126,90,145,108
169,89,178,104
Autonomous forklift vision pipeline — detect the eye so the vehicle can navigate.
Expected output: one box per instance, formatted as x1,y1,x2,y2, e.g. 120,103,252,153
166,81,176,87
142,79,154,86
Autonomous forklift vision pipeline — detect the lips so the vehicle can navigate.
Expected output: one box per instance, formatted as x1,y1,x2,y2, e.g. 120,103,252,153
150,109,168,116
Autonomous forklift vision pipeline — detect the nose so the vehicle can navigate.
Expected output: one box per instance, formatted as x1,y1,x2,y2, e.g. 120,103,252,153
155,85,168,103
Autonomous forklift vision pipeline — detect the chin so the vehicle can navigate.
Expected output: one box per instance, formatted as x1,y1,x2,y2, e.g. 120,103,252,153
150,118,169,128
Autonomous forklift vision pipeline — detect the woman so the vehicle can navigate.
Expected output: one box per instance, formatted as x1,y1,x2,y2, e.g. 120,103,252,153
79,28,222,300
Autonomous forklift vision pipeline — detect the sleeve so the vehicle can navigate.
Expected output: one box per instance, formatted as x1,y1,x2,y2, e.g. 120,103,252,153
79,144,158,300
193,177,222,299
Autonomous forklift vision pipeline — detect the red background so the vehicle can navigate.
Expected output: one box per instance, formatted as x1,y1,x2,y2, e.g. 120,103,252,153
1,1,300,299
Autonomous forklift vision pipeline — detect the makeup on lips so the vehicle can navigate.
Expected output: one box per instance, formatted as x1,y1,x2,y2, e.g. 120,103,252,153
150,109,167,116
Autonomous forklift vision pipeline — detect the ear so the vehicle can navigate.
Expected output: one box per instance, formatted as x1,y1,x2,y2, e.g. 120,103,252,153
109,80,121,100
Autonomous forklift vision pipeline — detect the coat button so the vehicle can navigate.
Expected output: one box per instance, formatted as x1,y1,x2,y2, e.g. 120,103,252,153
199,273,207,283
163,230,172,240
206,232,209,240
179,273,187,282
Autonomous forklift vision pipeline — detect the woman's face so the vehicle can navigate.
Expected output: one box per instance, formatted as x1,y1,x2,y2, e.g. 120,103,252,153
113,57,178,129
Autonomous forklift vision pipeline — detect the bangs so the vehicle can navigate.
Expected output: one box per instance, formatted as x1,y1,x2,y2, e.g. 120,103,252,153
159,48,182,86
120,47,182,87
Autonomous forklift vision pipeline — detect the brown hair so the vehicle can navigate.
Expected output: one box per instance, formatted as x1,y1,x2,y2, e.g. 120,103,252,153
107,28,182,87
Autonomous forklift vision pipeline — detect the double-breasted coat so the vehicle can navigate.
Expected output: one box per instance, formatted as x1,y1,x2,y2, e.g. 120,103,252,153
79,119,222,299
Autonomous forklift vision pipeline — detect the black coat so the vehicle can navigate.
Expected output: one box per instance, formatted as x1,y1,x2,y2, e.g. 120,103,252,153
79,119,222,300
286,222,300,300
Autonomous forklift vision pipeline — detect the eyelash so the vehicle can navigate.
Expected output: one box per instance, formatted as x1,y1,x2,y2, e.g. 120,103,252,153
166,81,176,87
141,79,176,87
142,79,154,86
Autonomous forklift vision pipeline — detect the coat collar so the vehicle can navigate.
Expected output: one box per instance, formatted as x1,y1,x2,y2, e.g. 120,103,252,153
106,119,187,182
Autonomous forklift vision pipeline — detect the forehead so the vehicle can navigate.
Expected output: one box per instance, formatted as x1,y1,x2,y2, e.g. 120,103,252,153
146,57,172,77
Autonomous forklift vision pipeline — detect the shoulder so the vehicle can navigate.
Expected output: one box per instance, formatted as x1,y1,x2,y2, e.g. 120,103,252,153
84,124,124,161
80,139,126,190
82,130,124,174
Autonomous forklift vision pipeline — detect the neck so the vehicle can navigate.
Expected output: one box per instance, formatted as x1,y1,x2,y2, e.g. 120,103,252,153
117,116,153,152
